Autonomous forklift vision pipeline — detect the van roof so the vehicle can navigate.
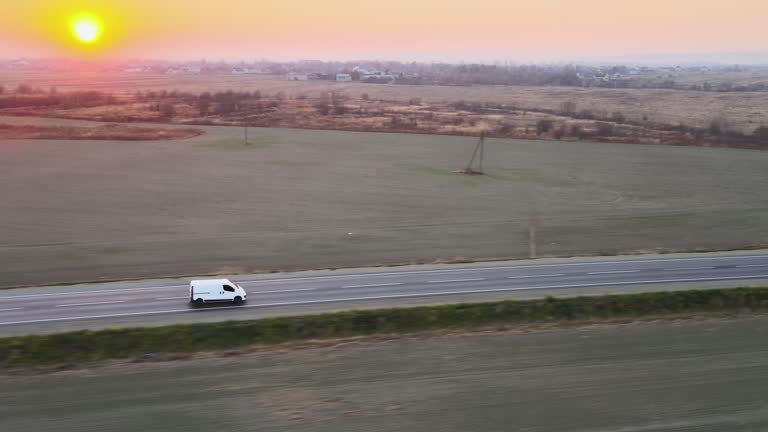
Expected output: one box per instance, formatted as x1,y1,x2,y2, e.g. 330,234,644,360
190,278,233,286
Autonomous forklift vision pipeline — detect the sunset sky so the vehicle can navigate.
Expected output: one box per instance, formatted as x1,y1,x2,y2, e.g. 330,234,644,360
2,0,767,62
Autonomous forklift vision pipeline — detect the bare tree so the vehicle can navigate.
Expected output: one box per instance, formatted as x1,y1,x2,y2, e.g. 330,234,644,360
594,122,615,136
709,116,730,136
553,125,566,140
15,84,33,95
610,111,627,123
560,100,577,115
197,99,210,117
159,102,176,118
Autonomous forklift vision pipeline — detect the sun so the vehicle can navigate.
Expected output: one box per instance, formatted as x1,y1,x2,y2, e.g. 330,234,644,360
71,15,102,44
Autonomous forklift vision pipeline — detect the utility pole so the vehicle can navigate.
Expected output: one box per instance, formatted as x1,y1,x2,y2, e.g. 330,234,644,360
528,213,540,259
456,133,485,175
478,133,484,174
244,124,249,145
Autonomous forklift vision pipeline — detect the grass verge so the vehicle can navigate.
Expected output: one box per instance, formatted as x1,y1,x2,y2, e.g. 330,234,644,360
1,287,767,368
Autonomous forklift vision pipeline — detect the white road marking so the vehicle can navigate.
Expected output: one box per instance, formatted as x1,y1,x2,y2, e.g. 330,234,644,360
253,288,316,294
588,270,638,275
506,274,565,279
427,278,485,284
737,264,768,268
341,283,403,289
2,274,768,326
663,267,715,271
156,296,189,300
55,300,127,308
0,308,23,312
0,284,187,300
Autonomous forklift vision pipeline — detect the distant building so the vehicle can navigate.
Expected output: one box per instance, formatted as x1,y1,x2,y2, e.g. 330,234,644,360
122,66,151,73
232,67,260,74
8,59,31,69
336,73,352,82
166,66,201,75
360,71,396,83
287,72,309,81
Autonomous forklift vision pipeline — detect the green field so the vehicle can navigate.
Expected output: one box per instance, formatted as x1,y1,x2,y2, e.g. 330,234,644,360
2,316,767,431
1,115,768,287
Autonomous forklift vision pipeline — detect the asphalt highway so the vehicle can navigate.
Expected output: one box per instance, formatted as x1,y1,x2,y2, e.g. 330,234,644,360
1,250,767,336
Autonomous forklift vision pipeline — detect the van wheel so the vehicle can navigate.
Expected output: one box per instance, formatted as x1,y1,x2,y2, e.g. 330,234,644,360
233,296,243,305
194,298,204,306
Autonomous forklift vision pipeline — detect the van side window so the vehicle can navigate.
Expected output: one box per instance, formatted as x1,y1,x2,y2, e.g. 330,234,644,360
223,285,235,292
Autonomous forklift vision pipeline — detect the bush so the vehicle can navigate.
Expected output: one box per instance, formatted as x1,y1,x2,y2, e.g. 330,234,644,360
536,119,554,135
553,125,566,140
594,122,615,136
315,101,331,115
333,104,348,115
159,102,176,118
570,124,585,140
15,84,33,95
576,109,595,120
391,116,417,129
496,124,514,135
754,126,768,142
709,116,730,135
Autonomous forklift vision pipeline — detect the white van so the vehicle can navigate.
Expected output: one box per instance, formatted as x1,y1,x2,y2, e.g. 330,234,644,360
189,279,247,305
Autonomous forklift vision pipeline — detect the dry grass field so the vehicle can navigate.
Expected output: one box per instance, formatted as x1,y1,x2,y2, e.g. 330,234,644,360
0,123,202,140
1,115,767,287
2,71,767,133
2,316,768,431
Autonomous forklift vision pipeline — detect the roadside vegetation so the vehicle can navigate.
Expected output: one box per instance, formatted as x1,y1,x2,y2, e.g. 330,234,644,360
1,287,767,368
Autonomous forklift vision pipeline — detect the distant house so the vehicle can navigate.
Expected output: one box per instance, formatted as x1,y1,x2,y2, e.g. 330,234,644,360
336,73,352,82
122,66,150,73
360,71,396,83
232,67,260,74
287,72,309,81
166,66,201,75
8,59,30,69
